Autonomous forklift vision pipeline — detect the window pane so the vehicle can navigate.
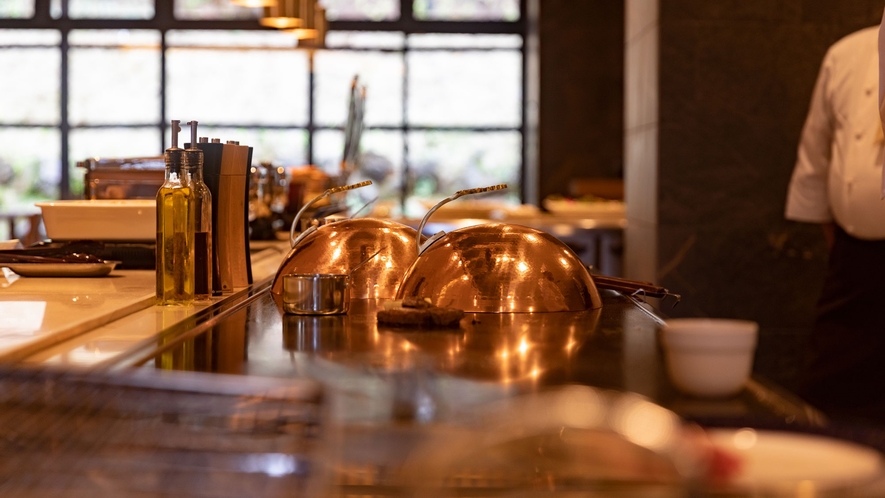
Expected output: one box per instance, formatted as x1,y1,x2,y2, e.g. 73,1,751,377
166,31,309,126
0,48,60,125
322,0,399,21
408,50,521,127
408,33,522,49
0,30,60,45
325,31,404,50
167,30,298,48
69,0,154,19
0,0,34,19
174,0,261,20
182,127,308,166
406,130,520,215
314,129,403,212
314,50,403,127
0,128,60,210
69,128,161,162
413,0,519,21
69,30,161,125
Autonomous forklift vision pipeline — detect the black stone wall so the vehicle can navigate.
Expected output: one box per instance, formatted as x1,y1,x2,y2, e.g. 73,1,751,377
655,0,885,391
538,0,625,201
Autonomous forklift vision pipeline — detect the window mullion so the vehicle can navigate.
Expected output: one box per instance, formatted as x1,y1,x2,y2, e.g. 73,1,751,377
60,28,70,199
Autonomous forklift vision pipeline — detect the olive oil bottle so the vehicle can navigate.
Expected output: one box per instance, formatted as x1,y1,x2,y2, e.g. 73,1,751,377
156,119,195,305
184,120,212,301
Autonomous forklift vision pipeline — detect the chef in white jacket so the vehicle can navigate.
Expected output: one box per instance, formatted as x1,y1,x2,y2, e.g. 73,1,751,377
786,20,885,418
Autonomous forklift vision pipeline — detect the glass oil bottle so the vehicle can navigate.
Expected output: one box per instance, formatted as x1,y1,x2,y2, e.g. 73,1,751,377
184,120,213,301
156,119,195,305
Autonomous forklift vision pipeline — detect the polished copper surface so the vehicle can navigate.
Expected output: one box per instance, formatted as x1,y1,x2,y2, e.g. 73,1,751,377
397,223,603,313
272,218,420,306
281,300,602,383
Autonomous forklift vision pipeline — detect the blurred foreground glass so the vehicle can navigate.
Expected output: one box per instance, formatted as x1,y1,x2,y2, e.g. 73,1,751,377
69,30,161,125
166,30,309,126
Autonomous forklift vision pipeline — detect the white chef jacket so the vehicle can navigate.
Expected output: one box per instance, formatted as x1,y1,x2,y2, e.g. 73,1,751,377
786,26,885,240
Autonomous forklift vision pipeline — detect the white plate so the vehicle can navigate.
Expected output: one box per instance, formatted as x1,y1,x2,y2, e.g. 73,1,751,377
707,428,885,494
3,261,118,277
542,199,625,216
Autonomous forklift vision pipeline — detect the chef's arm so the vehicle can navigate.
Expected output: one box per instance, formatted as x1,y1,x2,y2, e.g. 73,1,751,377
784,52,835,226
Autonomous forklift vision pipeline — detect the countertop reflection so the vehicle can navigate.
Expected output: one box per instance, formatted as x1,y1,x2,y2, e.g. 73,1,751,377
110,286,822,429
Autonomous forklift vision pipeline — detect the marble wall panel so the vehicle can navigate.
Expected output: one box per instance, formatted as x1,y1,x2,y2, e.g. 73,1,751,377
625,23,658,131
632,0,885,394
625,125,657,227
626,0,658,43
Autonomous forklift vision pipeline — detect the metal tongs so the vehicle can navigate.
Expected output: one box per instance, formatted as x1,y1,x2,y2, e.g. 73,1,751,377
0,251,105,265
590,272,681,307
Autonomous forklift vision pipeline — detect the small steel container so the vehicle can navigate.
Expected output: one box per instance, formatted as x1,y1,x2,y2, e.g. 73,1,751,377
282,273,350,315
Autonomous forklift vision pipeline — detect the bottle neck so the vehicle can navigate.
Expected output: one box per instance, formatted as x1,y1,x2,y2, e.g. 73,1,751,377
165,167,185,182
185,165,204,183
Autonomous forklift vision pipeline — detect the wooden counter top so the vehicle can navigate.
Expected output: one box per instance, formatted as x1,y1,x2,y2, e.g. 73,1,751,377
0,243,288,364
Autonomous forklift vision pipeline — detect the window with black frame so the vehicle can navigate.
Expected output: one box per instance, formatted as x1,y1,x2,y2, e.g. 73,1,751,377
0,0,525,225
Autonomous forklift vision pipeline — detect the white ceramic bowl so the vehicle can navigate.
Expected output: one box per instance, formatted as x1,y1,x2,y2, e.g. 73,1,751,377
36,199,156,241
660,318,758,398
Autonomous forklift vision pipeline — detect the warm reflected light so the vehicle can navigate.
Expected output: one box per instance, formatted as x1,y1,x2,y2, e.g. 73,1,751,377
611,398,678,451
559,257,569,268
516,261,529,273
732,428,757,449
517,337,530,356
260,16,303,29
0,301,46,335
240,453,300,477
558,387,605,429
524,234,538,243
796,480,816,497
233,0,277,7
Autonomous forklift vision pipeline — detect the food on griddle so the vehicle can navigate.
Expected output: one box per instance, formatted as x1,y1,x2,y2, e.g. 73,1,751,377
377,297,464,328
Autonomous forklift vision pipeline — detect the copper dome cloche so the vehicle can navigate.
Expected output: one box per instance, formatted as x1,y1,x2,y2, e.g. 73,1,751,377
395,185,603,313
271,181,422,307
